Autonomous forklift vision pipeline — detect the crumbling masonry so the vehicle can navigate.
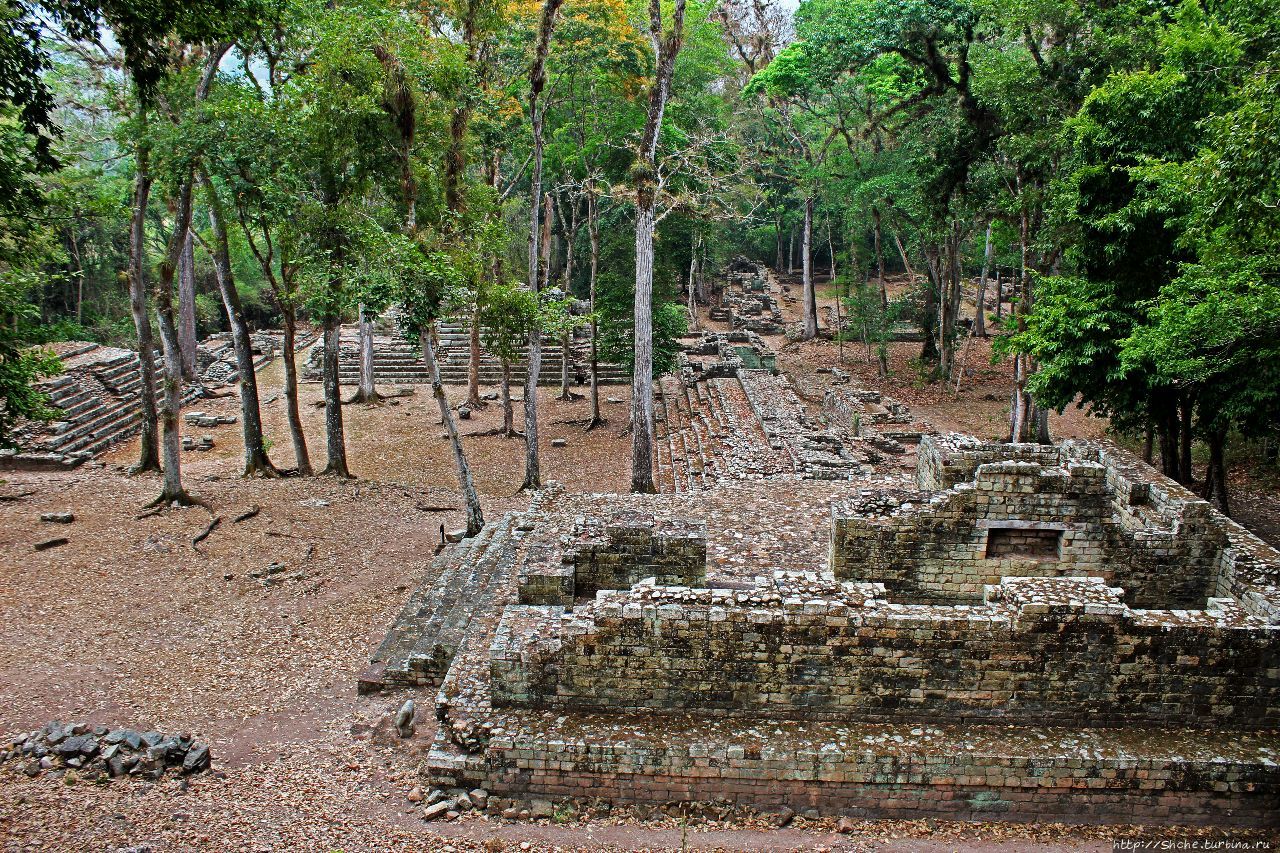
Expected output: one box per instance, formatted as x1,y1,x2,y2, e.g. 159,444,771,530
366,292,1279,827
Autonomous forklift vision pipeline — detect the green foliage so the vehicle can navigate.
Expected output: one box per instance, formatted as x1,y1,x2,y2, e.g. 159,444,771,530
0,273,61,445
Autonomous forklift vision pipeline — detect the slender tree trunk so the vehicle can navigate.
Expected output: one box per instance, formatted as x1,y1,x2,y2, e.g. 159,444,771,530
801,196,817,339
350,303,380,404
178,229,198,382
467,305,485,408
501,359,516,437
149,175,200,507
774,212,784,273
522,0,564,490
280,308,311,474
1179,393,1194,485
994,270,1002,320
201,172,276,477
687,231,699,330
586,193,603,429
422,326,483,536
320,314,351,477
127,129,160,474
872,208,887,310
975,220,992,338
633,201,658,493
1203,428,1230,516
788,225,796,274
1143,421,1155,464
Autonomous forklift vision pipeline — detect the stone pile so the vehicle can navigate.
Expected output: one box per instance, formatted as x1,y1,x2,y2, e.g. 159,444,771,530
710,259,784,334
2,721,211,780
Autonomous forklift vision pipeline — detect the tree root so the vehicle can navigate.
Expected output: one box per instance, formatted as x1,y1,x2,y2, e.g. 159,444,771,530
192,515,222,549
143,490,211,511
343,390,384,406
232,505,261,523
583,416,607,432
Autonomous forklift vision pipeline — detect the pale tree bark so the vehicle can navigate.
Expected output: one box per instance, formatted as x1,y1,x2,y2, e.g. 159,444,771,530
687,231,699,330
975,220,993,337
347,303,381,404
199,170,277,477
127,117,160,474
557,192,580,401
422,326,484,537
501,359,516,437
631,0,688,493
149,177,199,507
522,0,566,491
586,192,604,430
178,229,198,382
468,306,485,408
146,47,227,506
280,300,311,474
801,195,817,339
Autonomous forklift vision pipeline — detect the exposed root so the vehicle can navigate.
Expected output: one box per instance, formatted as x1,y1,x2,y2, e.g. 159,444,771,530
143,490,211,512
127,461,162,476
583,416,608,432
343,390,384,406
0,490,36,503
232,505,261,523
192,516,222,549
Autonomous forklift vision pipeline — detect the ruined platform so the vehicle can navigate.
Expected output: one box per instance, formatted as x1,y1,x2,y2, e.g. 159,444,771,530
370,366,1280,825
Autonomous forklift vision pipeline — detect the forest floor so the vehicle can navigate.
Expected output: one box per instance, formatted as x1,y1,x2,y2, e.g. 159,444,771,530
1,277,1278,851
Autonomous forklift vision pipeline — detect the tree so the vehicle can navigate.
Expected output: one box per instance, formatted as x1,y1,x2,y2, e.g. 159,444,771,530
630,0,688,494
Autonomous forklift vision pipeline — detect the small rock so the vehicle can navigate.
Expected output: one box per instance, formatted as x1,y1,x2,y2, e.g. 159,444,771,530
469,788,488,809
181,743,210,774
407,787,424,803
837,817,858,834
550,438,567,448
457,406,472,420
529,799,554,819
501,807,519,820
34,537,69,551
39,512,74,524
422,801,451,821
23,761,40,777
395,700,415,739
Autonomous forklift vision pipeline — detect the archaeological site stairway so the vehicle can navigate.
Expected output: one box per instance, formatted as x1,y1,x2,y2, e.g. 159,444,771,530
309,322,630,387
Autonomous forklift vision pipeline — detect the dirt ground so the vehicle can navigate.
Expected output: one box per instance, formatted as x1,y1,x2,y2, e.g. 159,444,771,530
1,290,1277,851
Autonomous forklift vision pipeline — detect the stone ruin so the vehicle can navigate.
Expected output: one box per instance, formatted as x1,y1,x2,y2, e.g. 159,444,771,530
304,314,629,388
368,411,1280,825
6,331,309,471
708,258,784,335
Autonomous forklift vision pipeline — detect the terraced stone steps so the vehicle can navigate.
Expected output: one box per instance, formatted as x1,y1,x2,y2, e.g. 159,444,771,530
366,516,520,691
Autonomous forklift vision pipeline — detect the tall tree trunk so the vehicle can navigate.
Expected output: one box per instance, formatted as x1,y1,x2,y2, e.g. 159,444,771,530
422,326,483,536
320,314,351,477
501,359,516,437
872,207,886,309
1203,428,1230,516
975,220,992,338
201,172,276,477
149,175,200,507
774,212,784,273
1179,393,1194,485
349,303,380,404
178,229,198,382
994,270,1002,320
522,0,565,490
280,306,311,474
630,0,687,494
127,128,161,474
687,231,699,330
586,193,603,429
467,305,485,408
801,196,817,339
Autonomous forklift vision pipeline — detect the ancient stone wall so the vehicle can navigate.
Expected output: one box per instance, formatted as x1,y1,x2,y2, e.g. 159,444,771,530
490,574,1280,728
837,441,1226,608
517,512,706,606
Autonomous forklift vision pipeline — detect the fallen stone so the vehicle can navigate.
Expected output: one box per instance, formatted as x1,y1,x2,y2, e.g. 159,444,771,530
39,512,74,524
529,799,554,819
34,537,69,551
395,699,415,739
422,801,451,821
181,743,210,773
407,787,424,803
550,438,567,448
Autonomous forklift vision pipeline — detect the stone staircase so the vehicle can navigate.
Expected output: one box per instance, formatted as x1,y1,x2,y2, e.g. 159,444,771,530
314,322,631,387
16,345,203,463
363,514,521,692
654,373,794,493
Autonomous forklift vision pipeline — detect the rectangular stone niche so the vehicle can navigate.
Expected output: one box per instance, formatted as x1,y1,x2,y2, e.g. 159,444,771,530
985,527,1062,560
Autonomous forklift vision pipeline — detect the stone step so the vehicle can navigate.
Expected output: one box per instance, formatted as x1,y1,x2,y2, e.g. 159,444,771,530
373,516,519,690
